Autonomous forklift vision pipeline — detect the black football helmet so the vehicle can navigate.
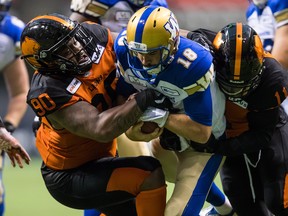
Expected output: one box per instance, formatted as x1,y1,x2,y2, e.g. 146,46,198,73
213,22,264,98
21,13,98,76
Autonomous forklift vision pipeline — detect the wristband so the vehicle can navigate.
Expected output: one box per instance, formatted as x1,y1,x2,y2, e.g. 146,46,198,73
4,121,16,133
0,117,4,128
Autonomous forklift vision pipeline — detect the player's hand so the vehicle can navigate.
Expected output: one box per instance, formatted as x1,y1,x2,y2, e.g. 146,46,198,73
125,121,163,142
135,89,173,111
0,127,31,168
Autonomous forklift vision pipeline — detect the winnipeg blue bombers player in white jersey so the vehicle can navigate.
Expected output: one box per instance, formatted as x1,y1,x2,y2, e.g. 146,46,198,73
247,0,288,129
0,0,29,215
115,6,229,216
246,0,288,66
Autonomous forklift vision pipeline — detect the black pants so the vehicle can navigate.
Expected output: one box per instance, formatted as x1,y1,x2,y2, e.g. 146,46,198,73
41,156,161,216
221,117,288,216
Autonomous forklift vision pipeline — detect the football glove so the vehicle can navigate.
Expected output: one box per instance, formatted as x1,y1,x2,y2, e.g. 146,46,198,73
135,89,172,111
140,107,169,128
187,30,214,56
159,128,190,152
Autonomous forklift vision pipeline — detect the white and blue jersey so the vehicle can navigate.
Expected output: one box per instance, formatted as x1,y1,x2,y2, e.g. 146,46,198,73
71,0,168,32
246,0,288,52
115,30,226,139
0,12,25,71
247,0,288,114
115,29,226,216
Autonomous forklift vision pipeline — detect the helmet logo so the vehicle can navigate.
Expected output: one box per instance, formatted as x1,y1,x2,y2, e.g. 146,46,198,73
22,37,40,56
164,14,179,40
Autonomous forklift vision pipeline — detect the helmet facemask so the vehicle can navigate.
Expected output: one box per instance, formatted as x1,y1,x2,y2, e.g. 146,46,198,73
217,66,263,98
124,37,175,83
41,24,95,76
124,6,179,84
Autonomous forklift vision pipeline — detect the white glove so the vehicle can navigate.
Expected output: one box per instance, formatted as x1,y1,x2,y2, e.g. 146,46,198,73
140,107,169,128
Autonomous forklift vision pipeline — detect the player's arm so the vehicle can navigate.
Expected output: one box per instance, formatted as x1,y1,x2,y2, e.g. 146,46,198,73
46,89,167,143
3,57,29,129
271,24,288,69
215,107,279,156
165,113,212,144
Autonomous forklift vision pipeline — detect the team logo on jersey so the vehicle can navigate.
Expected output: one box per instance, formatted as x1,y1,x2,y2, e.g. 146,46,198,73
127,74,148,87
92,44,105,64
66,78,82,94
158,80,188,103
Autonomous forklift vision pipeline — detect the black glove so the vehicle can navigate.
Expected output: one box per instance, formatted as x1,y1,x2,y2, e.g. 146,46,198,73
159,128,182,151
189,134,219,153
4,121,16,134
135,89,172,111
187,29,215,56
32,116,41,137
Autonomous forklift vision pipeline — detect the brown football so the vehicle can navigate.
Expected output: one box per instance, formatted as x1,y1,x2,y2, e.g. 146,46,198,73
141,121,159,134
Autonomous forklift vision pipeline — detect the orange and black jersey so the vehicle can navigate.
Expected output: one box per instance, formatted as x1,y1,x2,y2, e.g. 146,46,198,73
218,56,288,156
27,22,118,170
188,29,288,156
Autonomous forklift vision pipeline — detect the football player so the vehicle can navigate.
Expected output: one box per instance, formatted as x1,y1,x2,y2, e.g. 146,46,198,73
21,13,170,216
70,0,168,32
115,6,233,216
0,0,30,214
187,22,288,215
70,1,233,215
69,0,168,158
247,0,288,131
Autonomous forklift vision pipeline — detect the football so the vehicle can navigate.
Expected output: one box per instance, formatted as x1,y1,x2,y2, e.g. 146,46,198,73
140,121,159,134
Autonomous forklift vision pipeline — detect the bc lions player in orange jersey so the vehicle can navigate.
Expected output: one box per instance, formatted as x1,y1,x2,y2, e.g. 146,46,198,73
21,13,170,216
187,22,288,215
